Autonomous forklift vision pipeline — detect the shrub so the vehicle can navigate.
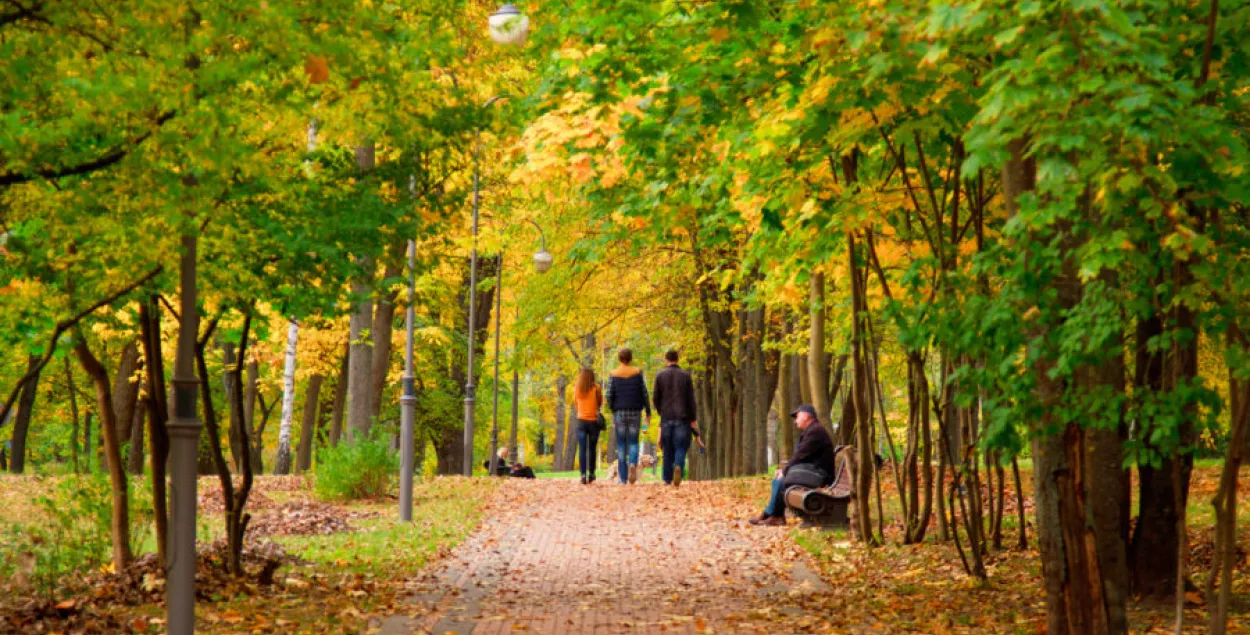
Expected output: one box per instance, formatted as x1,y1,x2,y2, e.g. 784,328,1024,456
314,435,398,501
0,474,113,596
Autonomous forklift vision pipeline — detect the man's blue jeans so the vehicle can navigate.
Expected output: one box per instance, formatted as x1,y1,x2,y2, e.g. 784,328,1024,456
660,420,692,484
576,421,600,477
763,477,787,518
614,411,642,483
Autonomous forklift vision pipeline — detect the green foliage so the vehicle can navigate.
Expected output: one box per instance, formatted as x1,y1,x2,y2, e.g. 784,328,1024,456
0,475,113,596
313,434,398,501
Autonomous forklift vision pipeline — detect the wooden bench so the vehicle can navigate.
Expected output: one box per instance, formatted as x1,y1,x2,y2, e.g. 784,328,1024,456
783,445,854,530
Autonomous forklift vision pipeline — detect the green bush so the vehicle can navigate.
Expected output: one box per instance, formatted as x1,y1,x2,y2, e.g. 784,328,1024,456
314,435,398,501
0,474,114,596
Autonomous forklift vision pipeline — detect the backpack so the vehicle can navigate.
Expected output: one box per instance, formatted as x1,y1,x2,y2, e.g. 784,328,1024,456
782,463,829,489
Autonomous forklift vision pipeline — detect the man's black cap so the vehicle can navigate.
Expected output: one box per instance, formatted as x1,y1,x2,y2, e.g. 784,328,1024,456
790,404,818,419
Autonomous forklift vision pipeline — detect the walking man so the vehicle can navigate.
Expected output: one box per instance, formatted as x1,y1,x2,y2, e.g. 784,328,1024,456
653,349,698,487
606,348,651,484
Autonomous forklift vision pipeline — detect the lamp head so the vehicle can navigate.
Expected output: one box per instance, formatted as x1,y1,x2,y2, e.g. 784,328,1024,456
533,248,553,274
488,4,529,45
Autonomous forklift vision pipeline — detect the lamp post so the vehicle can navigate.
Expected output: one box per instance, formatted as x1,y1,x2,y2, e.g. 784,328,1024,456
464,5,530,476
399,240,417,521
167,232,200,635
488,220,551,477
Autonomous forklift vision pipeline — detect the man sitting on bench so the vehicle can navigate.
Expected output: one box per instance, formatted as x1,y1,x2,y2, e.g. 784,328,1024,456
749,404,836,526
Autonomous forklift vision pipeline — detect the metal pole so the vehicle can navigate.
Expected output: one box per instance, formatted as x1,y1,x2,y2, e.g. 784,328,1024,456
489,259,503,475
167,233,200,635
399,240,417,520
463,131,480,477
465,94,513,477
509,306,520,460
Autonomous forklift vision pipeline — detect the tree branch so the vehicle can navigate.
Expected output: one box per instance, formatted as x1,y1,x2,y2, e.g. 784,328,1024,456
0,111,176,187
0,265,162,426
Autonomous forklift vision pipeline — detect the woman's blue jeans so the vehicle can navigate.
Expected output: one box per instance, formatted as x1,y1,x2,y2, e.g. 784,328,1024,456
576,420,600,477
614,411,642,483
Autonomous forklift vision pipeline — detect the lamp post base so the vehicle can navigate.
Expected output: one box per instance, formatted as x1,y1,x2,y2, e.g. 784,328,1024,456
166,418,201,635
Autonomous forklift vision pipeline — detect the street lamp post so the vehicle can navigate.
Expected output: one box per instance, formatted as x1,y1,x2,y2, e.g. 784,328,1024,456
399,240,416,521
167,232,200,635
487,220,551,477
463,4,529,477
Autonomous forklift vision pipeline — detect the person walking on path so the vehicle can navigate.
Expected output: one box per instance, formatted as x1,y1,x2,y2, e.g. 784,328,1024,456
606,348,652,484
652,349,698,487
749,404,836,526
573,368,603,485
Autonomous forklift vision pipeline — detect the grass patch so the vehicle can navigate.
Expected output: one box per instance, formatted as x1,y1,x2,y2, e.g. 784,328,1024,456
275,478,492,576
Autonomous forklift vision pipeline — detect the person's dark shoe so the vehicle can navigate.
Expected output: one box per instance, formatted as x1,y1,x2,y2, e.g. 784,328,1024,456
748,513,772,525
673,467,683,487
761,516,787,527
580,475,588,485
588,475,596,484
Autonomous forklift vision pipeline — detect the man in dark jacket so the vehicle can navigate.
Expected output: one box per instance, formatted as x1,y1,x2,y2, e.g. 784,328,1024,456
749,404,835,526
652,349,698,486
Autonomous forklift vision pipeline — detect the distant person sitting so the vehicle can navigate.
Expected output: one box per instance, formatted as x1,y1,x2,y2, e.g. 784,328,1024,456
749,404,835,527
483,448,535,478
506,449,536,479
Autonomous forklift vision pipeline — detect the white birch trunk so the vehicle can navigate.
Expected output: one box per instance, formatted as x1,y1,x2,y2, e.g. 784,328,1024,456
273,319,299,474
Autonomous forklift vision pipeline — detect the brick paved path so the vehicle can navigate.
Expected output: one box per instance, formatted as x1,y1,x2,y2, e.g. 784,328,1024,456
377,478,832,634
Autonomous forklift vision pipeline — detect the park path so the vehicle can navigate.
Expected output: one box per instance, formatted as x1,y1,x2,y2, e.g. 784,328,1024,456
375,478,834,634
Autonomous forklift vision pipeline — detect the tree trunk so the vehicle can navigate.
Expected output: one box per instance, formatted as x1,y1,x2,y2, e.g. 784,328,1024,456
347,277,375,440
1013,456,1028,549
273,320,299,474
1207,332,1249,634
198,310,256,577
369,263,402,420
563,386,578,472
244,357,258,440
752,306,771,472
139,299,169,563
509,368,520,460
66,357,81,473
83,412,93,472
848,231,875,545
553,375,567,472
127,397,146,475
1083,346,1130,633
296,373,324,473
73,336,132,572
112,341,141,452
329,343,349,447
8,355,41,473
808,273,831,423
798,353,812,407
223,341,243,473
777,322,794,465
1131,311,1196,601
738,306,758,475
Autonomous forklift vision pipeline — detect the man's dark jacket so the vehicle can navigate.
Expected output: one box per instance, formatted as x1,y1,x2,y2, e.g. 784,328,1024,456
784,421,836,482
652,364,697,421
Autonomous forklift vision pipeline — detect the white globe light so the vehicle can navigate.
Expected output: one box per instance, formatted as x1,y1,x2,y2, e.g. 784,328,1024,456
489,4,529,46
533,248,553,273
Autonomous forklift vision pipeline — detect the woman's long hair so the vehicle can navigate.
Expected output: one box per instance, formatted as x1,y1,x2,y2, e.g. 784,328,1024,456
575,367,596,398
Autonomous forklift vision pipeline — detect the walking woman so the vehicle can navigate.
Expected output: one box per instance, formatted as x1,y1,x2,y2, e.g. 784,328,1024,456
573,368,603,485
606,348,651,484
